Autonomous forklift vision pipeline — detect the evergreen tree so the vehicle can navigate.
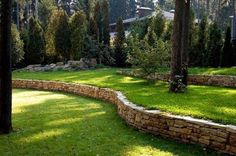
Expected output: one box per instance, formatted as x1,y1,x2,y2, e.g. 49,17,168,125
196,15,208,67
83,0,91,19
144,27,157,46
109,0,127,23
54,10,71,61
38,0,57,29
221,27,234,67
114,17,126,67
151,10,165,38
101,0,110,45
45,10,61,61
206,23,222,67
27,17,45,64
70,11,87,60
162,21,173,41
88,17,99,40
188,10,198,66
94,1,103,43
11,24,24,67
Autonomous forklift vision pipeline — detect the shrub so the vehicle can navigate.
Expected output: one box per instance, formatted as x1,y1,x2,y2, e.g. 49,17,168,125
127,35,170,75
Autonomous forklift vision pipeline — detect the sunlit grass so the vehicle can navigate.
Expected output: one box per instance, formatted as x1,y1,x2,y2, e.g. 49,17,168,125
13,68,236,125
0,89,221,156
134,67,236,75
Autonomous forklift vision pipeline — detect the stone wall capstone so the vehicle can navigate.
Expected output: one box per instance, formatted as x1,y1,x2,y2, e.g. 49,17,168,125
13,79,236,155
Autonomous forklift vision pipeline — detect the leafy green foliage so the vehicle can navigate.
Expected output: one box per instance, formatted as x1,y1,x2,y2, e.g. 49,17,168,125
151,10,165,38
221,27,234,67
11,24,24,67
129,18,150,40
206,23,222,67
27,17,45,64
54,10,71,61
38,0,57,28
193,16,208,67
70,11,87,60
114,17,126,67
101,0,110,45
127,35,170,75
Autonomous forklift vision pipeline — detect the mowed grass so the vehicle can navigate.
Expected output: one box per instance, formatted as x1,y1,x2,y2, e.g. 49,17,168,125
13,68,236,125
129,67,236,76
0,89,221,156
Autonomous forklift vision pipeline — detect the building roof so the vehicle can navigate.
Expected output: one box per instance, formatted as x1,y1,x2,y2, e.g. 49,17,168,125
137,7,153,11
109,10,174,27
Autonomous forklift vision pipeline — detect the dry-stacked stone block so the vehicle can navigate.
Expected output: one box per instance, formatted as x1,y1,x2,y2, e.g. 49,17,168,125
118,70,236,88
13,79,236,155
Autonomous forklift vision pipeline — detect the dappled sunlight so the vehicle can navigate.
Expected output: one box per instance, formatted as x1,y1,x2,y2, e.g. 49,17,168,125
18,129,67,143
0,89,219,155
120,76,146,84
45,118,82,127
124,145,173,156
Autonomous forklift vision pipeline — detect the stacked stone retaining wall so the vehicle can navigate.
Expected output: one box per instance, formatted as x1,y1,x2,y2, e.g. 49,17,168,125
13,79,236,155
118,70,236,88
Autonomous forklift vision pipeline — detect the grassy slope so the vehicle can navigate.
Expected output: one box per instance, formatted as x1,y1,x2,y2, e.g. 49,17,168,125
0,89,221,156
13,68,236,125
189,67,236,75
134,67,236,76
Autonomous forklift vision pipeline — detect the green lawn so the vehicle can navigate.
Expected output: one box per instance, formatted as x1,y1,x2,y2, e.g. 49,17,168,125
13,68,236,125
0,89,221,156
189,67,236,75
130,67,236,76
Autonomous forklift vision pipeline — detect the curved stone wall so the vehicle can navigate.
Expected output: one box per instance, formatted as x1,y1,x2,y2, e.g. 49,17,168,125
118,70,236,88
13,79,236,155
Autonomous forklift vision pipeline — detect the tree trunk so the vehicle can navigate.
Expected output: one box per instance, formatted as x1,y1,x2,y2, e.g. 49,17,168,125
169,0,185,92
181,0,190,86
0,0,13,134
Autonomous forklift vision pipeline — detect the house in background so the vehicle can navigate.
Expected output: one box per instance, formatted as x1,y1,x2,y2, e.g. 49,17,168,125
109,7,174,38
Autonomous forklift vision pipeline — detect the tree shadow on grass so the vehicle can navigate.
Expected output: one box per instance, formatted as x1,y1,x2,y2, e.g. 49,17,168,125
0,89,224,156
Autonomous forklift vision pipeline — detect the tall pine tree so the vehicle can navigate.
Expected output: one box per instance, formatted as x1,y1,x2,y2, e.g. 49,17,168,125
70,11,87,60
94,1,102,43
27,17,45,64
54,10,71,62
221,27,234,67
206,23,222,67
196,16,208,67
114,17,126,67
101,0,110,45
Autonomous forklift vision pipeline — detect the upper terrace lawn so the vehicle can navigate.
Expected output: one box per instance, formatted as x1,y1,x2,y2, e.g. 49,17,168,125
127,67,236,76
13,68,236,125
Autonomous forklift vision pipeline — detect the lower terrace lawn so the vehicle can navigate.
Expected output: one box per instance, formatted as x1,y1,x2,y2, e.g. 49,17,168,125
13,68,236,125
0,89,221,156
